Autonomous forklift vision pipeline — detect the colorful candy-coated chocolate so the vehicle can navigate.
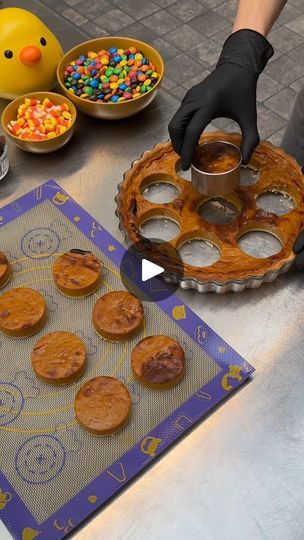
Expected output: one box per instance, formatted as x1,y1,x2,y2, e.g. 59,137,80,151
63,46,160,104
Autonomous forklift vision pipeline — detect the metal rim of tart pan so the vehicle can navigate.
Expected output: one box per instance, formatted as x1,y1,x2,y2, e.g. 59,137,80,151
115,136,300,294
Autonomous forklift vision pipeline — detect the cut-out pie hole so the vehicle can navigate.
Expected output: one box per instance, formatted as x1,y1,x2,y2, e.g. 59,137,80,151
256,191,295,216
238,230,282,258
178,239,221,267
141,182,180,204
140,217,181,242
240,166,260,186
198,198,240,224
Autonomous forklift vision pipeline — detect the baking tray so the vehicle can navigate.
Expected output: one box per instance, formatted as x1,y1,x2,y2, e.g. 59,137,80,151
0,180,254,539
115,135,302,293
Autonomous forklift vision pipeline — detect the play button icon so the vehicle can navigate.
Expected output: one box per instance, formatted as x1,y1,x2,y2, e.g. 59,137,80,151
119,238,184,302
142,259,164,281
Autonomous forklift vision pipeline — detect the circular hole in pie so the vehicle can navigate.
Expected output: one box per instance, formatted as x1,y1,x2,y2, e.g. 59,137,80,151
198,197,240,224
175,159,191,181
238,230,282,258
178,238,221,267
140,175,180,204
240,166,260,186
140,216,181,242
256,190,295,216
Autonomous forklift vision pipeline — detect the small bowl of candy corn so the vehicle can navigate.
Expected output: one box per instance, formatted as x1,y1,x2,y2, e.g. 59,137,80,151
1,92,77,153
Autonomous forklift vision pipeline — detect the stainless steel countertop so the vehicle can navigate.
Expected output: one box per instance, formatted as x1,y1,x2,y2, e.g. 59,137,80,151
1,2,304,539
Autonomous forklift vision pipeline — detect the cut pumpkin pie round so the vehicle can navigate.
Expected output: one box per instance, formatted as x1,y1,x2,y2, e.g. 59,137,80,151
53,249,102,298
0,287,47,337
92,291,144,341
31,331,86,385
0,251,11,289
74,376,131,435
131,335,185,390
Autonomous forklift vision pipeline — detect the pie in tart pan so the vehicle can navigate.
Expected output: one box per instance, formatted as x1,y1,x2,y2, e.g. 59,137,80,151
115,132,304,293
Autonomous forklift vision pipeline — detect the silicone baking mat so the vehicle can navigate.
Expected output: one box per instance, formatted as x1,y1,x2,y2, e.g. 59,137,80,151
0,180,254,540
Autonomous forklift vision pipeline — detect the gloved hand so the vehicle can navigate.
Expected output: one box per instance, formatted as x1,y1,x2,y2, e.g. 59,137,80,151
168,29,274,170
293,231,304,269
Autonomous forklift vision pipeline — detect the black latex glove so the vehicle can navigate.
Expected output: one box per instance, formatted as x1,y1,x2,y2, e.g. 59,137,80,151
168,29,274,170
294,231,304,269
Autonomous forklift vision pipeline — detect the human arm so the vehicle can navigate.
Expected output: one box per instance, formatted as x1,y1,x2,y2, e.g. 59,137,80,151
233,0,288,36
168,0,288,170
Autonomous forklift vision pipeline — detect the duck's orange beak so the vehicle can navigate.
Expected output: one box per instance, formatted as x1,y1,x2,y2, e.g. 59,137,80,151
19,45,41,66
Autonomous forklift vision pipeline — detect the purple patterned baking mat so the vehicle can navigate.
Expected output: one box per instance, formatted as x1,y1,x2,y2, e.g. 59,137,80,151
0,180,254,540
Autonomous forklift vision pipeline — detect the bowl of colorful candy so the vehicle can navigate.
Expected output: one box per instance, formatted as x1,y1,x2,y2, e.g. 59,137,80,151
1,92,76,153
57,37,164,120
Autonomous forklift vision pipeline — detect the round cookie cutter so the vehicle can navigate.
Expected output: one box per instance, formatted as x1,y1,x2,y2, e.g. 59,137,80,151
115,132,304,293
191,140,242,196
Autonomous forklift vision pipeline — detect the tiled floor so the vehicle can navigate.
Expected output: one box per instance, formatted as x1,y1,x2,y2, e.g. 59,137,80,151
40,0,304,144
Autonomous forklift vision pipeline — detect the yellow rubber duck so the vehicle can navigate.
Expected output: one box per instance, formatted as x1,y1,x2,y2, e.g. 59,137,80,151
0,8,63,100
